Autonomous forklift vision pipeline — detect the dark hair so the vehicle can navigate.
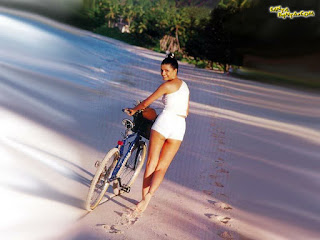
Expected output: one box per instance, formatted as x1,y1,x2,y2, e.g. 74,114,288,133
161,53,178,72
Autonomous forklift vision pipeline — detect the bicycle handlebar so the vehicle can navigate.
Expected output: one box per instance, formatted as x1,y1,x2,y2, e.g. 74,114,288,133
122,108,130,114
122,108,143,115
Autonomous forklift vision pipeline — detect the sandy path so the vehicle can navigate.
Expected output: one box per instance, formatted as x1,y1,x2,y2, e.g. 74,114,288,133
1,8,320,240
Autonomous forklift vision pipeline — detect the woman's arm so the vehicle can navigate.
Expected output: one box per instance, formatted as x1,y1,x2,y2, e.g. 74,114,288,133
127,82,169,115
186,95,190,116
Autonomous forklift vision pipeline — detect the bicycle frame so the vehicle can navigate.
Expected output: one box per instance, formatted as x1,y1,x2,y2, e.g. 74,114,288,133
85,111,149,210
109,131,141,182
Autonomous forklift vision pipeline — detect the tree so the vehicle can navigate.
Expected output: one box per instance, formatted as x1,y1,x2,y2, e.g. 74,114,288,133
121,0,136,28
170,8,190,52
185,6,239,71
103,0,120,28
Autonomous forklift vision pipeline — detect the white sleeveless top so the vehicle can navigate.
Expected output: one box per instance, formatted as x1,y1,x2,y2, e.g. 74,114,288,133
162,81,190,117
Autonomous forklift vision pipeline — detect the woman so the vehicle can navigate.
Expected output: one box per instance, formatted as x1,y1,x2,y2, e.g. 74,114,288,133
126,53,190,213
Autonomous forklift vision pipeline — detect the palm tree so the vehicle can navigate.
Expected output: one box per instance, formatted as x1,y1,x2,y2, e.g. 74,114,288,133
104,0,120,28
121,0,138,28
128,1,147,33
137,20,148,33
170,8,190,52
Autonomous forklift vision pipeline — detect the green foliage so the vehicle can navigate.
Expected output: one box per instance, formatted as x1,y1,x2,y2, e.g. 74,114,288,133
78,0,320,73
196,60,207,68
218,0,254,9
94,25,137,45
94,24,158,48
80,0,213,55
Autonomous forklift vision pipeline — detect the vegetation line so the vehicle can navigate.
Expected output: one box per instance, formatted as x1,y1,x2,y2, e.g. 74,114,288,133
70,1,320,89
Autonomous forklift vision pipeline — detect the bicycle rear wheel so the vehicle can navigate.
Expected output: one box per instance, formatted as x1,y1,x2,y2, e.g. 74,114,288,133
115,141,147,194
86,148,119,211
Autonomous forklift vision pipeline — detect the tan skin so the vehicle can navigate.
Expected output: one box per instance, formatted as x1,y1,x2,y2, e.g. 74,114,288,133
125,64,189,213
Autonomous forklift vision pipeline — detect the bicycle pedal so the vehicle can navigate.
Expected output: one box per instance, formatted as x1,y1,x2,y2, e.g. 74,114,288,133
121,186,131,193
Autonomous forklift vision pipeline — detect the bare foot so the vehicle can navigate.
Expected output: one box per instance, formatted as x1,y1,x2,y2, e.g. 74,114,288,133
136,193,152,213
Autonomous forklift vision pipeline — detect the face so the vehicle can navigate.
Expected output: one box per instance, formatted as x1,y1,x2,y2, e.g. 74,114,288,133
161,64,177,81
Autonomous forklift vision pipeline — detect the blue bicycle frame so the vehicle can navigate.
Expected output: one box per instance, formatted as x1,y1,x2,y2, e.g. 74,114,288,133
109,131,141,182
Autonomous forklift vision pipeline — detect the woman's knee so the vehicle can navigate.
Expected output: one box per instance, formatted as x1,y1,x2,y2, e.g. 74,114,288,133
155,161,170,173
146,154,159,170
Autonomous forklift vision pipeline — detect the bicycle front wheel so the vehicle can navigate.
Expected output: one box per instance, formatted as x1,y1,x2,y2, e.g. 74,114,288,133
116,141,147,193
86,148,119,211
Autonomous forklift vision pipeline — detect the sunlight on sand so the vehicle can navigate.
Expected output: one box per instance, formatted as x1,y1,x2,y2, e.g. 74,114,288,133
130,65,160,76
192,86,320,117
0,80,76,123
230,206,320,240
230,149,320,183
2,137,75,178
210,76,320,101
190,101,320,145
135,52,165,62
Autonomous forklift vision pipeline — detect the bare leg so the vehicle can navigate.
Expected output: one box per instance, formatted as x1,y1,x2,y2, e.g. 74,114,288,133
148,139,181,195
141,130,165,199
136,138,181,212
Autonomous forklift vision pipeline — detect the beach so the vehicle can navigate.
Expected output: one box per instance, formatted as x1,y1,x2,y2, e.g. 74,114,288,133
1,8,320,240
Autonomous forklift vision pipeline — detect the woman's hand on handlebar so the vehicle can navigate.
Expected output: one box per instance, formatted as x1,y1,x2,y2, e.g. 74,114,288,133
123,108,136,116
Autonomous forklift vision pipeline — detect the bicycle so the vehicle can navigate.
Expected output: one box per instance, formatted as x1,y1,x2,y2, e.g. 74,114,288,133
85,109,154,211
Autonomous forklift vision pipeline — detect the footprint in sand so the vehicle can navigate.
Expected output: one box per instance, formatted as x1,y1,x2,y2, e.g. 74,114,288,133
203,190,213,195
206,214,231,224
208,200,232,210
119,208,141,226
215,158,224,163
218,168,229,173
217,216,231,224
219,193,228,198
208,200,218,205
102,224,122,234
218,231,233,240
99,207,143,235
209,174,217,179
216,202,232,210
205,213,218,219
215,182,224,187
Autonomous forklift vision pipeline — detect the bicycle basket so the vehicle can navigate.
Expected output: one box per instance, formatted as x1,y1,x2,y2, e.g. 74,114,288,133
132,111,155,140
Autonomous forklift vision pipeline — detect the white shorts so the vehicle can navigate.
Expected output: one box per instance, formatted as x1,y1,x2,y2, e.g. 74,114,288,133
151,110,186,141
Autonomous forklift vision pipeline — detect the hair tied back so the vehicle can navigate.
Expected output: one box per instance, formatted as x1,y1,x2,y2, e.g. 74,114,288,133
166,52,175,59
162,52,179,71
